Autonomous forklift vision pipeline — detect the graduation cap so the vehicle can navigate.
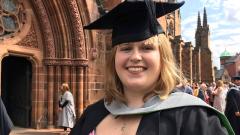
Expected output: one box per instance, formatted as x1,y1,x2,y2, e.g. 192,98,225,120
232,76,240,80
84,0,185,46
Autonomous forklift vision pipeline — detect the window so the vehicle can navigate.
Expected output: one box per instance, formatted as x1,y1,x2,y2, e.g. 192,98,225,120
0,0,25,38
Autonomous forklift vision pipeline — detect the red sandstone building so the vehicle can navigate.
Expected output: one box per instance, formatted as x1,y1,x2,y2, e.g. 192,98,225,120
0,0,215,129
220,51,240,78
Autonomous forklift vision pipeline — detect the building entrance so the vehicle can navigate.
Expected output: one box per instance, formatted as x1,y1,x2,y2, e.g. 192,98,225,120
1,56,32,127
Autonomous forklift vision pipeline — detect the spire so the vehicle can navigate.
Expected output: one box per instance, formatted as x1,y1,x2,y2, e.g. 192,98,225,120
197,11,201,28
203,7,208,27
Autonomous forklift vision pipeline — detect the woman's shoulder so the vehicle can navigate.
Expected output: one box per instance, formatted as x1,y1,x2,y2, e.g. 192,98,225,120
64,91,72,95
164,92,210,108
155,106,229,135
83,99,107,114
166,93,228,118
159,93,233,134
218,87,224,90
70,99,106,135
164,104,217,116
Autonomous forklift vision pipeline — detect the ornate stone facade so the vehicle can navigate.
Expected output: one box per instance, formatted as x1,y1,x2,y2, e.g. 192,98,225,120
0,0,93,129
18,25,38,48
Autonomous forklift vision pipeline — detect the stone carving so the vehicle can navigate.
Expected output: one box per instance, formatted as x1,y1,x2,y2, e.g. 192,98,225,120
66,0,86,58
32,0,55,58
43,58,88,66
90,48,98,60
18,24,38,48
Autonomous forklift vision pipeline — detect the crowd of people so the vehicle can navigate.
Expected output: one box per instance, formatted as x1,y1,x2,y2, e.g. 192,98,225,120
174,77,240,135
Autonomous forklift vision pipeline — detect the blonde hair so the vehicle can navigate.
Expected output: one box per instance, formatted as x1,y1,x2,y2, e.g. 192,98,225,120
61,83,70,91
216,80,224,87
105,34,184,103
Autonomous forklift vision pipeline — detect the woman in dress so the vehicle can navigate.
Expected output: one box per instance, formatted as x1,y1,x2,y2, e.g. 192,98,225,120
58,83,76,132
213,80,227,112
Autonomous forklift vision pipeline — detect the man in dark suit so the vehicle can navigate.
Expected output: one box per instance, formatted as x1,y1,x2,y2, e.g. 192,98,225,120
0,97,14,135
225,76,240,135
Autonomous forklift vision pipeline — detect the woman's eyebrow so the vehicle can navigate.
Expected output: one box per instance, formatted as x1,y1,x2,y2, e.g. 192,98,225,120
142,42,154,46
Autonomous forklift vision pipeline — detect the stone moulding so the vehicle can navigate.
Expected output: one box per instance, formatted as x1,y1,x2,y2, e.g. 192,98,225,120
66,0,86,58
43,58,88,66
32,0,55,58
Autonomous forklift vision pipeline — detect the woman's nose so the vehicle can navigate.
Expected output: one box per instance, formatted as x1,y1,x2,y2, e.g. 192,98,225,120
129,49,142,63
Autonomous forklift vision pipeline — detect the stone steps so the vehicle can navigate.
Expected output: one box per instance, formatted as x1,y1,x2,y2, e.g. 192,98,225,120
10,127,70,135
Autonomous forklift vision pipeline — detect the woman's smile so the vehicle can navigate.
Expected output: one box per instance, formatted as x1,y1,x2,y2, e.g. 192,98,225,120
126,66,146,73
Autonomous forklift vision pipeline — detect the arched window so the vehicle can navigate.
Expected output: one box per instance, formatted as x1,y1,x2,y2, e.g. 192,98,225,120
0,0,25,38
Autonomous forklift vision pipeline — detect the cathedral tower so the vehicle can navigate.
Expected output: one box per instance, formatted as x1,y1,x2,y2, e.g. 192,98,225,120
193,8,214,83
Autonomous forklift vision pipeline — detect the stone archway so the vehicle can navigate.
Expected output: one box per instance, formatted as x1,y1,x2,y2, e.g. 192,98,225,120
1,56,32,127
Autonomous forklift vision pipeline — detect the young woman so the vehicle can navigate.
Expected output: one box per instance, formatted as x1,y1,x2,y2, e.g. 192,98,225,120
70,0,234,135
58,83,76,132
212,80,227,112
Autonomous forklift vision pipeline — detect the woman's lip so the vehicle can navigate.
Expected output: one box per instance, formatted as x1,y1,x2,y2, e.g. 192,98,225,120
126,67,147,72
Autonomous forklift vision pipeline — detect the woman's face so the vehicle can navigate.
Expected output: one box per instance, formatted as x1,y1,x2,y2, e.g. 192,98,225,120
115,39,161,93
60,86,65,93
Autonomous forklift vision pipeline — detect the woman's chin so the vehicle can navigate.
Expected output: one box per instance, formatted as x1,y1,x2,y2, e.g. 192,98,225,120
125,83,151,91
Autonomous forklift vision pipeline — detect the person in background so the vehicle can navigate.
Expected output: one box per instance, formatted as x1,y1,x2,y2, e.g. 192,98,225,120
198,83,208,102
0,96,14,135
70,0,233,135
207,82,216,106
225,76,240,135
174,79,193,95
58,83,76,133
212,80,227,113
193,83,209,103
192,82,199,97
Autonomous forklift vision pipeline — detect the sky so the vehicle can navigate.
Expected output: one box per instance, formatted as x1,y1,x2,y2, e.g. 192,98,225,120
180,0,240,69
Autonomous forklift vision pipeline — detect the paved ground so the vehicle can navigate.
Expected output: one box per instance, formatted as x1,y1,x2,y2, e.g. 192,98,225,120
10,127,69,135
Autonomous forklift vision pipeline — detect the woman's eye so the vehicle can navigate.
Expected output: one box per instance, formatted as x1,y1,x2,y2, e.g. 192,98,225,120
142,45,154,50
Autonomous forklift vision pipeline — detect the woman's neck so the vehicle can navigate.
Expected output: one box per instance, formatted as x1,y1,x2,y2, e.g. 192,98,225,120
124,91,144,108
123,89,155,108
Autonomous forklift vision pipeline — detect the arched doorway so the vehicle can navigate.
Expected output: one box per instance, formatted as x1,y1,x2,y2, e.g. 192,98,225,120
1,56,32,127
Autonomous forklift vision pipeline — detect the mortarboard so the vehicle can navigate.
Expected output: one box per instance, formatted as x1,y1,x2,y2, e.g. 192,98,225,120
232,76,240,80
84,0,185,46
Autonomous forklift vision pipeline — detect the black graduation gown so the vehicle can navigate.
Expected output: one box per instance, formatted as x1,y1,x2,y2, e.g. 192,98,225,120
225,87,240,135
70,100,229,135
0,98,14,135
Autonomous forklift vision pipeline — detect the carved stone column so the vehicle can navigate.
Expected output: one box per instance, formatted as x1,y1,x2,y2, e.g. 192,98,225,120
76,67,84,118
54,66,61,125
47,65,54,128
83,67,88,108
62,65,70,83
71,66,77,105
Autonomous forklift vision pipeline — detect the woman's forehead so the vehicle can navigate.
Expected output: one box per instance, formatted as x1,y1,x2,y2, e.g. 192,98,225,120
118,36,158,46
